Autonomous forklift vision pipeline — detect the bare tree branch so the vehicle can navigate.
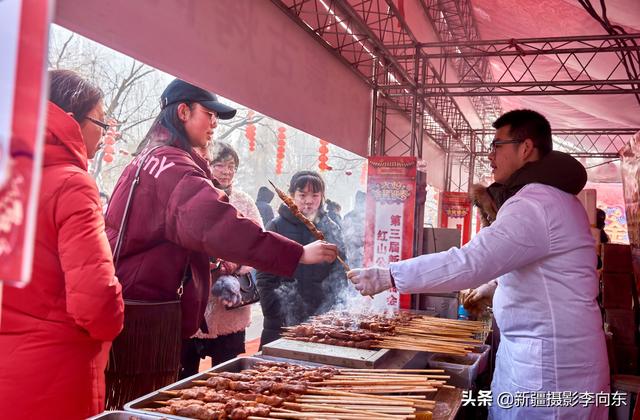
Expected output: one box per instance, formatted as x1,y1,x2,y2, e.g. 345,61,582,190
217,115,265,140
50,32,75,69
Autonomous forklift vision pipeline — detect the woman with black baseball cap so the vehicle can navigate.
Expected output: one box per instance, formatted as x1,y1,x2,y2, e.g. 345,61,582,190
103,79,337,407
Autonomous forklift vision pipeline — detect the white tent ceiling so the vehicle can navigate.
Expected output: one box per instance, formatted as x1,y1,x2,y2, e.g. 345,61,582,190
55,0,639,186
469,0,640,130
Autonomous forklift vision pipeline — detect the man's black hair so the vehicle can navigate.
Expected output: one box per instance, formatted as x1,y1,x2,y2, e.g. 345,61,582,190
493,109,553,156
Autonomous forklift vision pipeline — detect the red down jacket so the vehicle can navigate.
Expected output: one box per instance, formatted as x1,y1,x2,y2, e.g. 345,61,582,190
0,102,124,419
104,140,303,338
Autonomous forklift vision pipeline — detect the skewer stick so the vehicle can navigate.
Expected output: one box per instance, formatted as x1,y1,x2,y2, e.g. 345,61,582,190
340,369,445,373
298,404,415,414
159,390,179,396
295,397,413,406
284,402,400,419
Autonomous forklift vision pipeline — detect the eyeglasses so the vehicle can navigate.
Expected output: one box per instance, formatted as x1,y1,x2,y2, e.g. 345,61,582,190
489,138,524,153
212,163,237,173
86,116,111,133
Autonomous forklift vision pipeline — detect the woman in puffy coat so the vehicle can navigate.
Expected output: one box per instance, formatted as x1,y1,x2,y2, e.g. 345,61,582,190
257,171,350,347
0,69,125,419
180,142,264,378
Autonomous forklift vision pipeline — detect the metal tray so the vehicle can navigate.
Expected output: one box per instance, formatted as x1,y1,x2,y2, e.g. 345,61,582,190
123,356,321,420
88,410,165,419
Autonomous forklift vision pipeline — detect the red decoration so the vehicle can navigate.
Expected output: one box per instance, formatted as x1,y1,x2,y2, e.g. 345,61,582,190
101,118,118,165
318,139,331,171
275,126,286,175
245,110,256,152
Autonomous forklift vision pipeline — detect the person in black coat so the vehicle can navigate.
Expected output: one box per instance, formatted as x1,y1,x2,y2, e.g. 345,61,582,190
256,171,350,347
255,186,275,226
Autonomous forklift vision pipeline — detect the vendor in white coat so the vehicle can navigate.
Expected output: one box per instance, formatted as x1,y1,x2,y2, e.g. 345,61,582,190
348,109,609,420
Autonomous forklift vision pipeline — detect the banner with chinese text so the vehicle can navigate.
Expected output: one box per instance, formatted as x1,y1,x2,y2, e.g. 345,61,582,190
0,0,51,288
440,192,472,245
364,157,417,309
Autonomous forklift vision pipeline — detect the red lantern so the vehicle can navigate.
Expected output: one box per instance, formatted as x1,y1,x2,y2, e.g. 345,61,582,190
101,117,119,165
318,139,331,171
245,111,256,152
275,127,286,174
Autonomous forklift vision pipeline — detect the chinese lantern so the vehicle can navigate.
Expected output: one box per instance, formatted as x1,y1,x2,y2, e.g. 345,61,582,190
275,126,286,175
245,110,256,152
102,118,118,164
318,139,331,171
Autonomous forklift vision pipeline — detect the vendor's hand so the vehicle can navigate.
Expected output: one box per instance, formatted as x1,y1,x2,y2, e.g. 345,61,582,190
300,240,337,264
211,275,242,307
347,267,393,296
462,281,497,316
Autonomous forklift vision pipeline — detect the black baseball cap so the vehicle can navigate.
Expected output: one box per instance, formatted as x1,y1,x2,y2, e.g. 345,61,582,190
160,79,237,120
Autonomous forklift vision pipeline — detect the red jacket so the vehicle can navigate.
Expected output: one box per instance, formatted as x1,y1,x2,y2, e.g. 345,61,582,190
104,139,303,337
0,102,124,419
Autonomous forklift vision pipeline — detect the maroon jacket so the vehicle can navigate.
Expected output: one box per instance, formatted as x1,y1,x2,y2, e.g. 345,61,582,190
105,143,303,337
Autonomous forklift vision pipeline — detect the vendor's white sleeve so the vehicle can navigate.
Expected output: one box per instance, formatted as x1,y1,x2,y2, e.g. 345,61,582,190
390,192,550,293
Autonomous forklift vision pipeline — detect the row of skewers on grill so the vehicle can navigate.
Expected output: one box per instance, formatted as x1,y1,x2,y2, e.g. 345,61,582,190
282,311,488,356
144,360,450,419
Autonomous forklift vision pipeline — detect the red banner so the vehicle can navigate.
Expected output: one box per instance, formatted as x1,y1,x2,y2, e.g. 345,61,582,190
364,156,417,309
0,0,51,287
440,191,472,245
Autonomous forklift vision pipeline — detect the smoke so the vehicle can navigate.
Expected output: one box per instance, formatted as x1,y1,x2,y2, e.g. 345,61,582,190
326,287,398,320
271,271,398,329
272,281,303,327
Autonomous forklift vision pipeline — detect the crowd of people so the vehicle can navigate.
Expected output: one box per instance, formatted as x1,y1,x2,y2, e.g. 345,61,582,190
0,70,611,420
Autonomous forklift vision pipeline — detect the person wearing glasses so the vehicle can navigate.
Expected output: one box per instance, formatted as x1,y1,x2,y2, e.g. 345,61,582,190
103,79,337,407
0,69,124,419
348,109,608,419
180,142,264,378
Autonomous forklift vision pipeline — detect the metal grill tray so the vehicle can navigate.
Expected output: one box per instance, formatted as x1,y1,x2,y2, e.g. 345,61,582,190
88,410,165,419
123,356,322,420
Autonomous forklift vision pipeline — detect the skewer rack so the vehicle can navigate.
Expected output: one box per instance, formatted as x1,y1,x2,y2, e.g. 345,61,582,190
261,338,427,369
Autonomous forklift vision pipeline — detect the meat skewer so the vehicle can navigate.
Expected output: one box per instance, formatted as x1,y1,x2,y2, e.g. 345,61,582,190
269,180,350,272
141,358,446,419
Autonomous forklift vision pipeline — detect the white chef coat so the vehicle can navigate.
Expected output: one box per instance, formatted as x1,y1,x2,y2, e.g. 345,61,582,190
390,183,609,419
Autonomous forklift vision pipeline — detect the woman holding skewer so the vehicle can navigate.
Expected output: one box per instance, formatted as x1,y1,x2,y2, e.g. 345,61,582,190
103,80,337,408
257,171,351,347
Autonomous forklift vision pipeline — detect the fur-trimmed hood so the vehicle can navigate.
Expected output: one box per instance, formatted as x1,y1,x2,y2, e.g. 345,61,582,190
470,150,587,227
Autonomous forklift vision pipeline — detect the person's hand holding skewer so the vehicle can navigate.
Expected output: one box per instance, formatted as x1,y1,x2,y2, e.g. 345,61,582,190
300,240,338,264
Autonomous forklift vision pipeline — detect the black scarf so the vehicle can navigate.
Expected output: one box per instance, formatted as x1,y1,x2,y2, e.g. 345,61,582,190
487,150,587,210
